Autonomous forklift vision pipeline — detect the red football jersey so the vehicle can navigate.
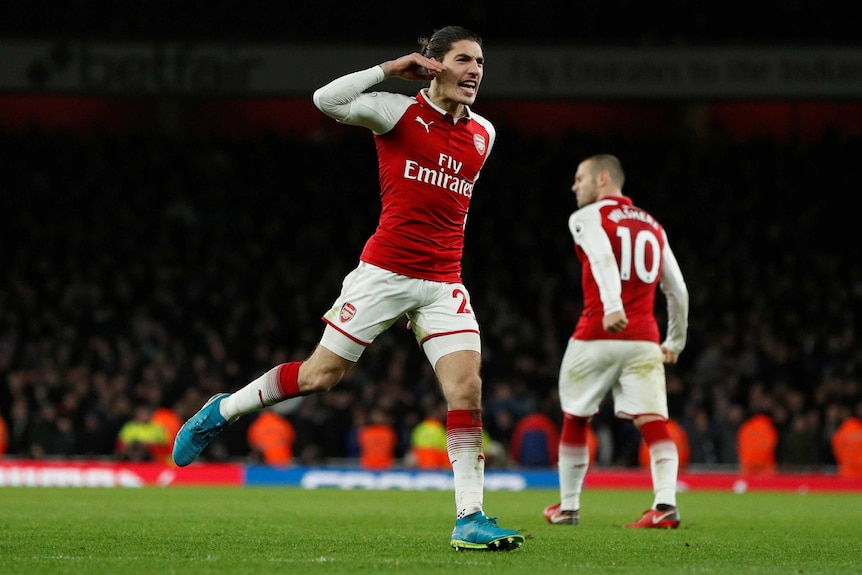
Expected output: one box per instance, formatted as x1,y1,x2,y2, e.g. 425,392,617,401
313,67,495,283
363,90,493,282
569,196,666,343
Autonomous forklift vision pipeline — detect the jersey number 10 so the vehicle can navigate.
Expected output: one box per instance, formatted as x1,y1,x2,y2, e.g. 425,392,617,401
616,226,660,284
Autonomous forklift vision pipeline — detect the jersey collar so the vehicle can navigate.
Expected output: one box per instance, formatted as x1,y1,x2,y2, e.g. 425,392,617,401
417,89,472,123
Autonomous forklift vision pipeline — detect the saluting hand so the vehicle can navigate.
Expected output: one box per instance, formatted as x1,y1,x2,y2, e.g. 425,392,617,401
381,53,445,81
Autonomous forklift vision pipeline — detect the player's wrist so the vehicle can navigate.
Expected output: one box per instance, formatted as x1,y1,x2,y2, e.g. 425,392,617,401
379,62,395,78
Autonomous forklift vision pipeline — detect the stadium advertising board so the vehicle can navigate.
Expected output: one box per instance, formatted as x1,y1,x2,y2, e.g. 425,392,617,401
1,41,861,98
0,460,243,487
2,460,860,492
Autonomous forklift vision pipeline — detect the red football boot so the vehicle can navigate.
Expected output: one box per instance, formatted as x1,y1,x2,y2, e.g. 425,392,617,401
625,506,680,529
543,503,579,525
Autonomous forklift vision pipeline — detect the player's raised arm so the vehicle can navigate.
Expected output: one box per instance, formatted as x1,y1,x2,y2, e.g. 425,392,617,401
380,52,445,81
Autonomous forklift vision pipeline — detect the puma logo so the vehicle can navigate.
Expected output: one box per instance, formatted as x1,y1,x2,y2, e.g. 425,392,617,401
415,116,434,133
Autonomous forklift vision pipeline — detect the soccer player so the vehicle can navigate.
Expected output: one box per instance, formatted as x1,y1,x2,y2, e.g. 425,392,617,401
172,25,524,551
543,154,689,529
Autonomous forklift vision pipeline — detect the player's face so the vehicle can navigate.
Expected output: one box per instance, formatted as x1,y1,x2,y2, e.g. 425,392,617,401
428,40,484,115
572,162,599,208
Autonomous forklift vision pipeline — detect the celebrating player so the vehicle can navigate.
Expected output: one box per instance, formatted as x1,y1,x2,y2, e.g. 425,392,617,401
172,25,524,551
544,154,689,529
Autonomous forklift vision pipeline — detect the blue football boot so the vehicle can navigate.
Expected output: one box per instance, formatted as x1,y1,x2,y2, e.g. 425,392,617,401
450,511,524,551
172,393,232,467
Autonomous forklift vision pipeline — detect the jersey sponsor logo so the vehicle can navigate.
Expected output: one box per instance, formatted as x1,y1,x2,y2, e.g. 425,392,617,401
339,303,356,323
415,116,434,133
403,159,474,198
473,134,486,156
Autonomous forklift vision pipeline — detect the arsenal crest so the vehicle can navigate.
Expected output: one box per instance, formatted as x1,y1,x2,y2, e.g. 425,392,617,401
340,302,356,323
473,134,486,156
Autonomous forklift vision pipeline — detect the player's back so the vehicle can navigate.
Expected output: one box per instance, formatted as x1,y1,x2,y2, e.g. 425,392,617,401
573,196,664,343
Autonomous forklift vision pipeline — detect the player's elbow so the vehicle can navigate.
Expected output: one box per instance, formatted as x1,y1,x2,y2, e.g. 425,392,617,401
312,89,347,120
311,89,329,113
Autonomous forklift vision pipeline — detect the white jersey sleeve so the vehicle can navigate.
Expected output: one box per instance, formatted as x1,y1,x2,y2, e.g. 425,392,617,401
658,229,689,353
312,65,412,135
569,205,624,315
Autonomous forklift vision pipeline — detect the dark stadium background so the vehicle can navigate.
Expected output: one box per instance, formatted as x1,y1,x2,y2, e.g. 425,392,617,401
1,1,860,472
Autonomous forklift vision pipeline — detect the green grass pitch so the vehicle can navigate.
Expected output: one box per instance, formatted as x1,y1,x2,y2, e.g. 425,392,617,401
2,486,861,574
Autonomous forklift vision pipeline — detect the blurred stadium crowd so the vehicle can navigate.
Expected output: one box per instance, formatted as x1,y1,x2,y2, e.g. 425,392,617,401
1,112,860,471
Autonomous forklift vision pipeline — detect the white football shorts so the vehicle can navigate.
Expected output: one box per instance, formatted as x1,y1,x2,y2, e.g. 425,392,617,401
558,338,668,420
319,262,481,368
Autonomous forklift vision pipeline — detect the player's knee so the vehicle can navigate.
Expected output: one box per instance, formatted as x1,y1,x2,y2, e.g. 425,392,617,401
444,373,482,409
464,373,482,397
457,371,482,396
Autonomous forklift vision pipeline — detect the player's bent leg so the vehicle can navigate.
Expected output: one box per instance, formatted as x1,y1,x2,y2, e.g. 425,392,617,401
450,511,524,551
172,393,234,467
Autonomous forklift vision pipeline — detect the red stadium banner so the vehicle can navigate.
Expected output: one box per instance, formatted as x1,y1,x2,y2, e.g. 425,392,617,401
0,460,243,487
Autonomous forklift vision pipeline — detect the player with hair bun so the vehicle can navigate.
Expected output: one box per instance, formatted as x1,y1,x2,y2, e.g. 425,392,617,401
173,25,523,552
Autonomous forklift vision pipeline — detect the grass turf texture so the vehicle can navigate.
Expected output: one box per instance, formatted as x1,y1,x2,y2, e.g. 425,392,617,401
2,486,861,574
